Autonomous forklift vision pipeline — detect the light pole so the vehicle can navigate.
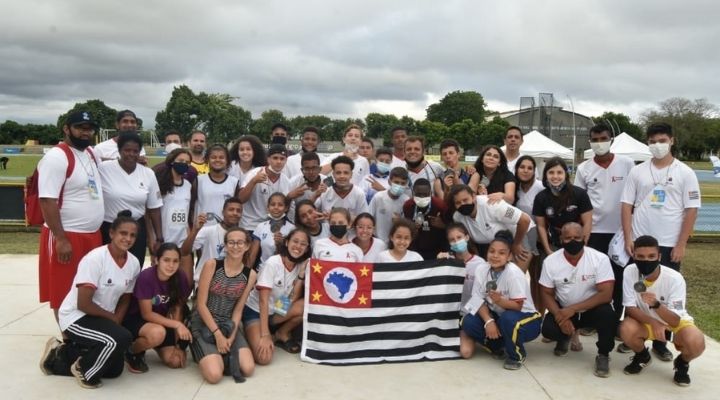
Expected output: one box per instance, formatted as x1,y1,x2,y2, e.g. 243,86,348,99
566,95,577,171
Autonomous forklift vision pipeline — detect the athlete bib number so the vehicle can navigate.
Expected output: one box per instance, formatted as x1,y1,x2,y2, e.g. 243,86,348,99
170,209,187,224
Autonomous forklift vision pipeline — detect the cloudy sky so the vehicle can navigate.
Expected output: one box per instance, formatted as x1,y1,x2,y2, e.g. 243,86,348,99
1,0,718,127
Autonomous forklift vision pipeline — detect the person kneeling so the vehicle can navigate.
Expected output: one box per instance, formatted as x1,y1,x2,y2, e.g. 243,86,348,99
620,235,705,386
460,230,541,370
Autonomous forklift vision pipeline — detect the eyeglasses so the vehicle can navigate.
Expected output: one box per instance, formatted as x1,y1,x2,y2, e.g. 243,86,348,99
226,240,247,247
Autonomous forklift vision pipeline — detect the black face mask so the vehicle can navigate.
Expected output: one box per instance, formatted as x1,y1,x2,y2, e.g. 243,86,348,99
287,253,307,264
68,134,91,150
271,136,287,145
635,259,659,276
562,239,584,256
406,158,424,169
457,203,475,216
171,162,189,175
330,225,348,238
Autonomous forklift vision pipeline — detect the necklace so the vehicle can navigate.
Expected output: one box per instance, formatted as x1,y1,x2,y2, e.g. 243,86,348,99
649,160,673,186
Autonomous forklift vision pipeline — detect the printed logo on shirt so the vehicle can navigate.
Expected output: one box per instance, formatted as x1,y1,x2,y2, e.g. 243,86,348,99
581,274,596,282
504,208,515,219
672,300,683,309
139,182,145,188
104,278,114,287
611,176,624,182
566,205,578,212
545,207,555,217
689,191,699,200
152,294,170,306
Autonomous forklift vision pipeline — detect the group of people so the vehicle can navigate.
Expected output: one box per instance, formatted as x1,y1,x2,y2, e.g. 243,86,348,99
36,108,705,388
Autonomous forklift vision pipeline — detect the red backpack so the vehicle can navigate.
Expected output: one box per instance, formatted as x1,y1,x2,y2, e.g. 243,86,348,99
25,143,96,226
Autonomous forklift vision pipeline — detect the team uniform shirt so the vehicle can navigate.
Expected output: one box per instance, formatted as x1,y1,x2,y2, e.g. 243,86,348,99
376,250,424,263
463,261,536,316
515,180,545,218
58,245,141,331
252,219,296,264
283,152,325,179
532,186,593,246
227,161,254,185
352,237,387,263
191,224,228,283
245,255,301,315
390,155,406,169
93,138,146,161
620,159,701,247
574,154,635,233
407,160,444,188
622,263,692,323
240,167,291,231
99,160,163,222
161,179,192,246
323,153,370,186
38,146,104,232
360,169,391,203
308,222,331,247
127,265,192,317
312,238,364,262
369,190,410,242
190,160,209,175
539,247,615,310
196,173,239,226
287,173,327,223
459,255,488,314
314,185,369,218
452,196,529,244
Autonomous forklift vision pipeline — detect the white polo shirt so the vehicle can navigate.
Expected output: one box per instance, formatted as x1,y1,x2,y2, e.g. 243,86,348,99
539,247,615,310
323,153,370,186
369,190,410,242
452,196,530,244
620,159,701,246
58,245,141,331
376,250,424,263
99,160,162,222
315,185,369,219
191,223,228,283
574,155,635,234
460,255,489,314
464,261,536,315
245,254,302,315
196,173,239,226
161,179,192,246
38,146,104,232
283,152,325,178
93,138,146,161
353,237,387,263
312,238,364,262
240,167,291,231
622,264,692,323
252,219,295,264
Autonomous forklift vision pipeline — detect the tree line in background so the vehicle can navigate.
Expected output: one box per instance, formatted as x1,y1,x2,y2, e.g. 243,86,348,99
1,86,718,158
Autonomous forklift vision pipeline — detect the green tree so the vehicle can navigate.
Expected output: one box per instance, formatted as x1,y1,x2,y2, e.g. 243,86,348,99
478,116,510,149
592,111,643,141
155,85,204,137
250,109,288,142
641,97,719,158
288,115,333,138
56,99,119,130
365,113,399,142
448,119,483,152
426,90,486,126
417,120,449,148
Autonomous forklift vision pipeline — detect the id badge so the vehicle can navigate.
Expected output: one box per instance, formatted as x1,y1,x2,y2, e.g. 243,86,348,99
649,184,666,209
274,294,291,317
87,177,99,199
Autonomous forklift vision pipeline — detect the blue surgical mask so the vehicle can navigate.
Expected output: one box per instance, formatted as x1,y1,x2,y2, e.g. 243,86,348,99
450,239,468,254
389,183,405,196
377,162,391,174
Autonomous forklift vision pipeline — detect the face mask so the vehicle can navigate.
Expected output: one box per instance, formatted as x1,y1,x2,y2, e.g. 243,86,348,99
649,142,671,159
171,162,189,175
389,183,405,196
590,141,611,156
406,158,424,169
68,135,91,150
287,253,306,263
268,213,286,221
450,239,468,254
377,162,391,174
267,166,282,175
457,203,475,216
562,239,584,256
271,135,287,145
550,181,566,195
330,224,348,238
414,196,431,208
635,259,659,276
345,143,359,154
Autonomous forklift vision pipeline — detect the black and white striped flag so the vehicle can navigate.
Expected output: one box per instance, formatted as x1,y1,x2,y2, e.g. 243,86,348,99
301,258,465,365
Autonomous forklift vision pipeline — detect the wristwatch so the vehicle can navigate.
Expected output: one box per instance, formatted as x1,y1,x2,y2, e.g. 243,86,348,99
650,300,661,309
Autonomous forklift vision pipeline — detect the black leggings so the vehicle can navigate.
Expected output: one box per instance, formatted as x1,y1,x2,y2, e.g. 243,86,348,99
101,217,148,267
541,303,617,356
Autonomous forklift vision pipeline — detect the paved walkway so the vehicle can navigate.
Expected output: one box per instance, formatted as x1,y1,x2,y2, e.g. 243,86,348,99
2,254,719,399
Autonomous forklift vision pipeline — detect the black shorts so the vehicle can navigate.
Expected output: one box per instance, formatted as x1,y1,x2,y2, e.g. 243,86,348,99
122,313,184,349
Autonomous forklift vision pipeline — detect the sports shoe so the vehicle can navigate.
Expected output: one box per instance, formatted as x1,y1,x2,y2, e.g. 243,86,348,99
125,350,149,373
652,344,673,362
39,337,61,375
673,356,691,386
503,358,524,370
578,327,596,336
616,343,632,353
490,347,507,360
594,354,610,378
623,348,652,374
553,338,570,357
71,359,102,389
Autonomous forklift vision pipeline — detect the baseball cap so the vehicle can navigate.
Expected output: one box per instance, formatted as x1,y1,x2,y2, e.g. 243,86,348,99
66,111,99,128
267,144,288,157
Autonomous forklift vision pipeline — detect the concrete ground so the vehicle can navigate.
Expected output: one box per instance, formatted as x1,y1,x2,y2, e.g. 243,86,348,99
2,254,719,400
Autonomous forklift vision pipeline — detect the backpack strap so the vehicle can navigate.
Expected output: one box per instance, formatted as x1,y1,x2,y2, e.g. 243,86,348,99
55,143,76,210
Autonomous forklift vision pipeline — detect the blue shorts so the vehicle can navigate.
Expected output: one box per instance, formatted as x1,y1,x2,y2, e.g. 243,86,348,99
242,305,280,333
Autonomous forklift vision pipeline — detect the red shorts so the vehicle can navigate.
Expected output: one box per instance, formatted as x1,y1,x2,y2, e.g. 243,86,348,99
38,227,102,309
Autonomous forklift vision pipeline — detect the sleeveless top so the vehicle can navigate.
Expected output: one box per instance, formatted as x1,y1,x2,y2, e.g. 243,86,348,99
206,259,251,322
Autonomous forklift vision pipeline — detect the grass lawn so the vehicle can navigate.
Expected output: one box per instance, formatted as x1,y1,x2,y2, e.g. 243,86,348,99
1,230,718,340
0,154,164,180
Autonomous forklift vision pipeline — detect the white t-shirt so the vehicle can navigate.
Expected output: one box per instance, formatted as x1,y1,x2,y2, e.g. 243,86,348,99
452,196,530,244
620,159,701,247
353,237,387,263
161,179,192,246
252,219,296,264
240,167,291,230
506,156,520,175
245,255,302,315
314,185,369,219
460,255,488,314
407,160,444,188
38,146,104,232
369,190,410,242
390,155,406,169
58,245,141,331
324,153,370,186
622,264,692,323
287,173,327,223
191,224,228,283
99,160,163,222
539,247,615,310
312,238,364,262
376,250,424,263
227,161,253,184
309,222,331,247
283,152,325,179
515,180,545,218
463,261,536,316
93,138,146,160
196,173,239,226
574,155,635,234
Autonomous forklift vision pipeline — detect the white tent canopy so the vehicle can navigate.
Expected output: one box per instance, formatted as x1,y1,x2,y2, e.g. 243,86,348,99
582,132,651,161
501,130,573,160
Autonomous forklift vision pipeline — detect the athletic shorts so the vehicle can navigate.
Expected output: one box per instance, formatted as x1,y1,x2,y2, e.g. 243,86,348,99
644,319,695,341
122,313,182,349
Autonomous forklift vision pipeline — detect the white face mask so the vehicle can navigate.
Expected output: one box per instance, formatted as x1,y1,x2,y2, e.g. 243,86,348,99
590,141,611,156
345,143,359,154
414,196,431,208
649,142,671,159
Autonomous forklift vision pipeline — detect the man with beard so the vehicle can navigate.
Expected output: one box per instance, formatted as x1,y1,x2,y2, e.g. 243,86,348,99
93,109,147,164
283,126,323,178
37,111,105,327
404,136,444,191
188,130,209,175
